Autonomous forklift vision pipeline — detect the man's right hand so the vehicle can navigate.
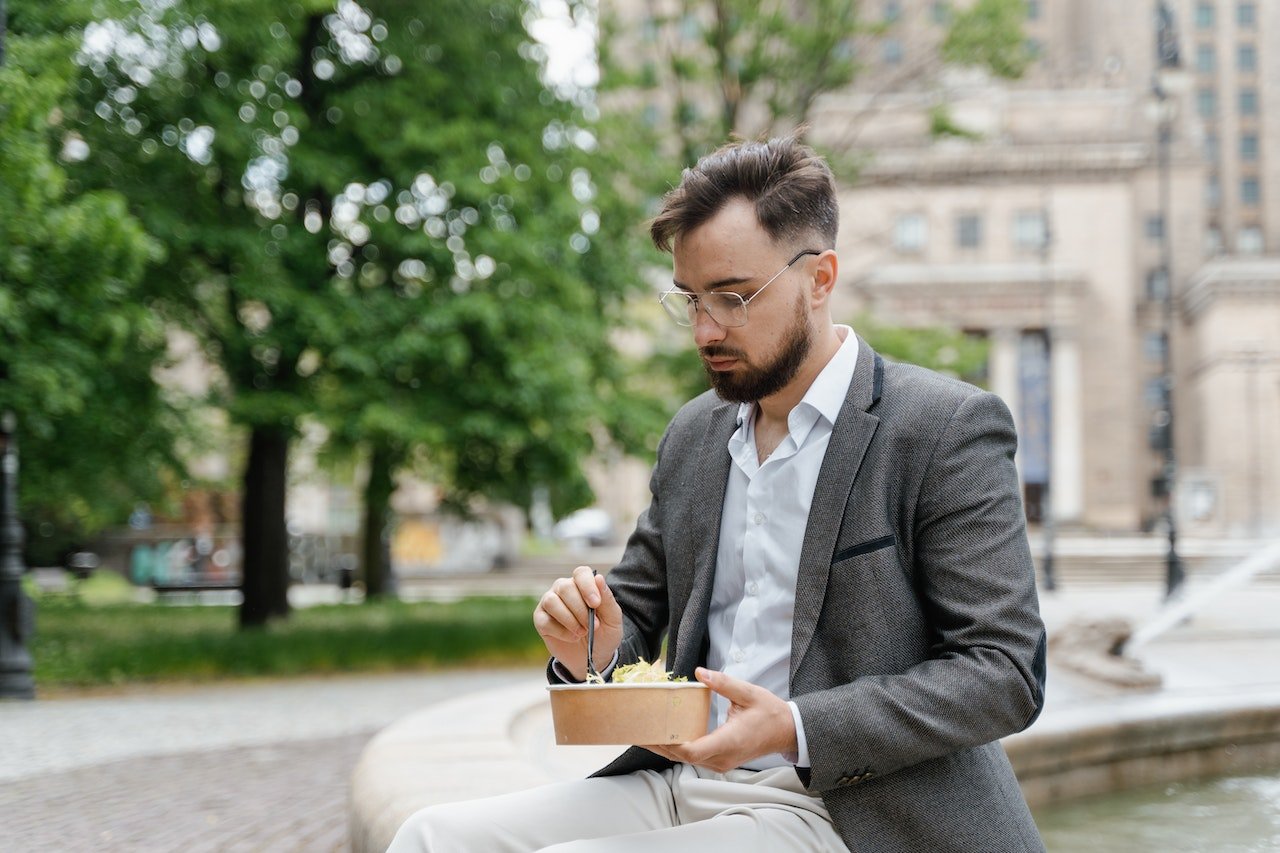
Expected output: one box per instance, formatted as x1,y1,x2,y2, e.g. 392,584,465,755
533,565,623,682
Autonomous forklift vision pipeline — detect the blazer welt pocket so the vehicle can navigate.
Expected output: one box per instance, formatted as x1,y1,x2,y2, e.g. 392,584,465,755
832,534,897,564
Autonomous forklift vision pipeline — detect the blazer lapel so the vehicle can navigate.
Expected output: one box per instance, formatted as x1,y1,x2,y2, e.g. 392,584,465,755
671,400,738,676
790,339,883,684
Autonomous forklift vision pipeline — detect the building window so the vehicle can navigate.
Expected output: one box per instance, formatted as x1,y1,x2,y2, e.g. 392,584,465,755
1242,177,1261,206
1196,44,1215,73
1205,132,1219,160
1013,210,1048,250
893,213,928,253
1240,88,1258,115
1196,2,1215,28
1145,377,1168,409
932,2,950,24
1207,176,1221,208
1026,0,1041,21
1241,134,1259,161
1144,332,1168,363
1197,88,1216,118
955,213,983,249
883,38,904,64
1238,226,1263,254
1145,214,1165,241
1238,2,1257,27
679,13,700,40
1205,227,1223,255
1238,44,1257,72
1145,268,1169,301
884,1,901,23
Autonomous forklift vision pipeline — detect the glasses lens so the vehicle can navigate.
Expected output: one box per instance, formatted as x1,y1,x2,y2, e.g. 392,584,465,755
704,292,748,327
661,292,695,326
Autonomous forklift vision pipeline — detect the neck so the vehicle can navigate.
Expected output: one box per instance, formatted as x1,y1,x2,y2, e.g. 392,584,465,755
755,322,843,425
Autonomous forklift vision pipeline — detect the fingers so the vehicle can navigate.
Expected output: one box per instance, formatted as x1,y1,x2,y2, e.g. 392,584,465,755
644,737,734,774
534,567,616,644
534,587,586,643
695,667,756,705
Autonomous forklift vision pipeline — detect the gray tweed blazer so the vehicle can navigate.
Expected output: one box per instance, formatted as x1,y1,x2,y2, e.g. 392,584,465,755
586,336,1048,852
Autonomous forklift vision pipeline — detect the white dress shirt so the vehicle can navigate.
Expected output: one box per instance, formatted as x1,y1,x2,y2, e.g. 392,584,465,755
707,325,858,770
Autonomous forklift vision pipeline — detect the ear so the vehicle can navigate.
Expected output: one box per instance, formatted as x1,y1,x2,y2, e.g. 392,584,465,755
810,250,839,309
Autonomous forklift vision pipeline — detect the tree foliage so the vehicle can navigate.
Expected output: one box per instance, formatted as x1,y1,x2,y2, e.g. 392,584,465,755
52,0,653,616
0,14,182,565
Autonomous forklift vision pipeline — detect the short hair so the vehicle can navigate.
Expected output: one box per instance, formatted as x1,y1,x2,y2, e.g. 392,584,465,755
649,135,839,253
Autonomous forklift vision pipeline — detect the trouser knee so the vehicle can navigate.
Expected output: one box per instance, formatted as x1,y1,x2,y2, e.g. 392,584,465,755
388,802,475,853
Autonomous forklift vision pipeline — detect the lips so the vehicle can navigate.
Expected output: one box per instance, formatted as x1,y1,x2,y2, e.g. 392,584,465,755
704,357,738,371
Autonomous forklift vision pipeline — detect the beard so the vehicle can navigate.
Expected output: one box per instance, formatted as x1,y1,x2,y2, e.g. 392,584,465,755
700,294,813,404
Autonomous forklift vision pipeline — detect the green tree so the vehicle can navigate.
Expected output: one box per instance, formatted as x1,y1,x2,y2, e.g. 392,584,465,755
58,0,653,616
0,7,181,566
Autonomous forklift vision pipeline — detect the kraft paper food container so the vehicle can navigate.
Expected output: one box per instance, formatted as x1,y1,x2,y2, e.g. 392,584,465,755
547,682,712,745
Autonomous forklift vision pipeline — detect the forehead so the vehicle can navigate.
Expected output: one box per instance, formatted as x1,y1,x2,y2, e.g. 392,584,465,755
672,198,776,284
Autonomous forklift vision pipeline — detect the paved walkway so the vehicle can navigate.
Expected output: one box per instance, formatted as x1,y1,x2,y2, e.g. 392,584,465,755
0,668,539,853
5,573,1279,852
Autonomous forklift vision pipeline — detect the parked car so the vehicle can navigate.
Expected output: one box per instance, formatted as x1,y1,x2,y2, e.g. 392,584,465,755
551,508,614,547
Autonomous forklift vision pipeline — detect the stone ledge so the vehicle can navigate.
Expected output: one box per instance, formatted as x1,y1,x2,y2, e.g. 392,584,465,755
1006,690,1280,808
348,682,553,853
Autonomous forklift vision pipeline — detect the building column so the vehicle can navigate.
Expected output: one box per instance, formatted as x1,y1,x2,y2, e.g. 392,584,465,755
988,328,1023,482
1050,327,1085,523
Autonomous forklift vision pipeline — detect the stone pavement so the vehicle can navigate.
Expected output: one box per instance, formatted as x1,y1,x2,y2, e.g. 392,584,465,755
0,668,540,853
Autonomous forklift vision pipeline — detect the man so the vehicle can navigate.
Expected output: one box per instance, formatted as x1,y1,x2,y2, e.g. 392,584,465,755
389,135,1047,852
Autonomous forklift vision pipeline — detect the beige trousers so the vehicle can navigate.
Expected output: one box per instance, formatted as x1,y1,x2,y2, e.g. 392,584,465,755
386,763,850,852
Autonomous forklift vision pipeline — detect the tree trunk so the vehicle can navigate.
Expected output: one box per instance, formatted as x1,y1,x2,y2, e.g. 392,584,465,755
360,442,397,600
239,426,291,627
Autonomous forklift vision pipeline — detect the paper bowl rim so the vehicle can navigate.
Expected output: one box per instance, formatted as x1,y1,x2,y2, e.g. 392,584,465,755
547,682,709,692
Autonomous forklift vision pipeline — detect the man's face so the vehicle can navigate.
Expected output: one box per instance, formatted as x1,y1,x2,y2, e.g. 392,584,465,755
671,199,815,404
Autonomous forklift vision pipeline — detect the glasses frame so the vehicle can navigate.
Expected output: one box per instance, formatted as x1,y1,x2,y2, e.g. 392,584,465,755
659,248,822,328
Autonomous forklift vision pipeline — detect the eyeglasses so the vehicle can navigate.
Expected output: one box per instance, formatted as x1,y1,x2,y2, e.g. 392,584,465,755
658,249,821,328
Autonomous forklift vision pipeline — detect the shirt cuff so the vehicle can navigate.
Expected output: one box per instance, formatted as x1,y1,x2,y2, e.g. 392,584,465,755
785,700,811,767
550,649,620,684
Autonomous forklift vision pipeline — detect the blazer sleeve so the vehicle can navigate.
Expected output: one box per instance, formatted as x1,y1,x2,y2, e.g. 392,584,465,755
793,390,1047,791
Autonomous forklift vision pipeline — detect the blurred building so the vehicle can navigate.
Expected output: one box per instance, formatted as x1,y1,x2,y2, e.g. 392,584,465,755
609,0,1280,537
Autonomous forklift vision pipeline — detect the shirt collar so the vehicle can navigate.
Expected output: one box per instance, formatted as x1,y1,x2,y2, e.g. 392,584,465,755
731,324,859,434
803,324,859,427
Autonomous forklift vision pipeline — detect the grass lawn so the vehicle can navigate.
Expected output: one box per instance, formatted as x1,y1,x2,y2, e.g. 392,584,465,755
28,574,548,689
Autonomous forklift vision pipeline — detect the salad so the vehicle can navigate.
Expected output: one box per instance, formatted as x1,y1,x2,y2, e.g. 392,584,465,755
587,658,687,685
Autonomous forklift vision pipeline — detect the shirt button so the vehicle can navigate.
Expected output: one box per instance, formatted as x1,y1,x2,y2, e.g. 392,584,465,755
753,512,766,525
748,582,759,595
733,650,746,663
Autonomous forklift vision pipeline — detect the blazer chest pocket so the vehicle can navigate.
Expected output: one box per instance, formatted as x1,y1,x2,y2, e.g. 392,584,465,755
832,534,896,565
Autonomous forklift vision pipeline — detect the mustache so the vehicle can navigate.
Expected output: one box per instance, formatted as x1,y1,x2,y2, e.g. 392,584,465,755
699,346,746,360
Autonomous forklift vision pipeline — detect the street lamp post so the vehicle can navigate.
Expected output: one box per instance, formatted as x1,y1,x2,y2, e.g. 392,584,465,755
1154,0,1185,599
1039,198,1057,592
0,412,36,699
0,7,36,700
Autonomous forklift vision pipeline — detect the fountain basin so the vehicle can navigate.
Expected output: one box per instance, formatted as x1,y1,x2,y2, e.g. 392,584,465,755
1005,687,1280,808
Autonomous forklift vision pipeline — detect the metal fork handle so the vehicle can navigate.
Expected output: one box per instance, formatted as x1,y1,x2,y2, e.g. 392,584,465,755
585,569,599,682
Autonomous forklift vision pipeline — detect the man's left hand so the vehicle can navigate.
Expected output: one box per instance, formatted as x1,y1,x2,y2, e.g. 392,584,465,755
642,667,798,773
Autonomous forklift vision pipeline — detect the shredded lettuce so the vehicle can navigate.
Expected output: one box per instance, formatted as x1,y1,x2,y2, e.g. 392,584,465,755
609,659,687,684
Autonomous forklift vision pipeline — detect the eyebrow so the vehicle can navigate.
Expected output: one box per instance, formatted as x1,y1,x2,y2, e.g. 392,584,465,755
670,274,755,293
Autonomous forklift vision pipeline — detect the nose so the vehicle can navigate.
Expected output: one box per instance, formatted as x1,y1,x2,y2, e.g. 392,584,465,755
691,301,726,347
